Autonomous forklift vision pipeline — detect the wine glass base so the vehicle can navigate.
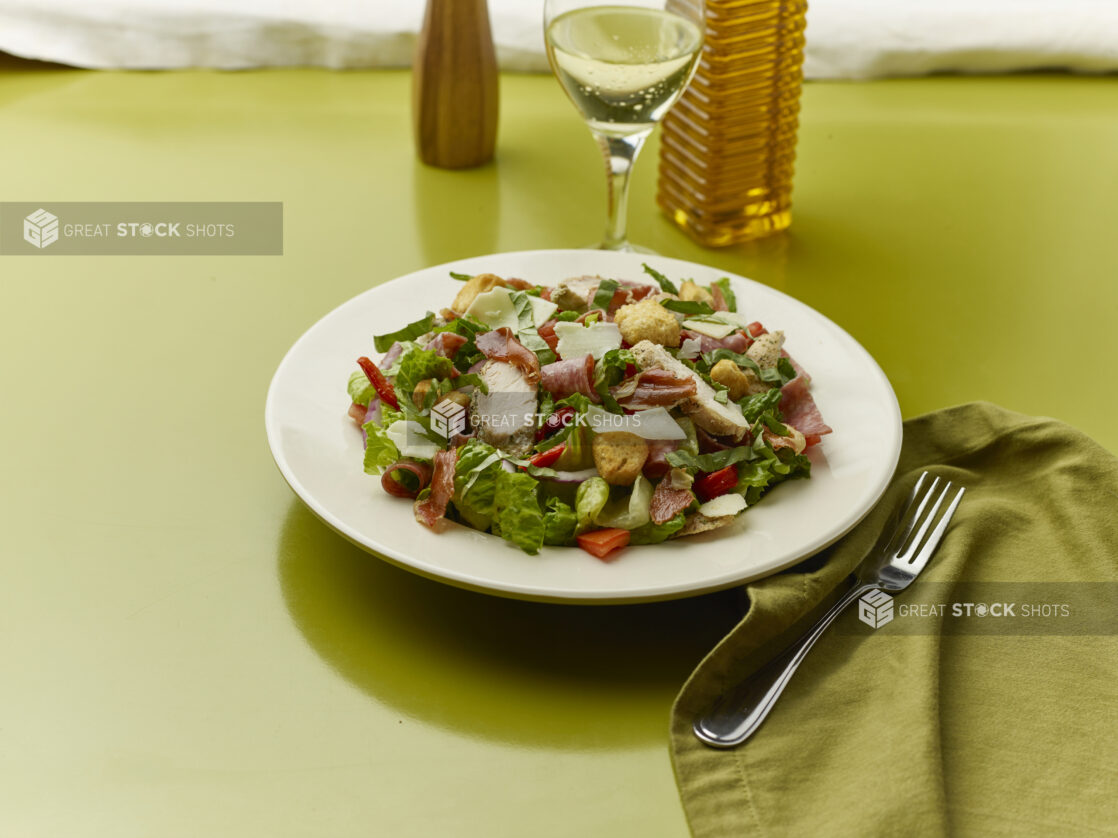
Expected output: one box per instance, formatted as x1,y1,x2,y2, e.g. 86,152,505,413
585,241,659,255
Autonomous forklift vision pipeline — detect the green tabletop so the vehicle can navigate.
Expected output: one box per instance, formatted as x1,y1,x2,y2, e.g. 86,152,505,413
1,59,1116,837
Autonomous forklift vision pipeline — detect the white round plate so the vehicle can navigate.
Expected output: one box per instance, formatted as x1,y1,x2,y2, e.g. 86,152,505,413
265,250,901,603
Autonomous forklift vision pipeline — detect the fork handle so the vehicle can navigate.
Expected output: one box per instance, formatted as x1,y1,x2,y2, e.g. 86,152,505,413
694,581,876,749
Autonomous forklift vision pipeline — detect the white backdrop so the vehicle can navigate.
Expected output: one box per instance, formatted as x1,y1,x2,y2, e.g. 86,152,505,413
1,0,1116,78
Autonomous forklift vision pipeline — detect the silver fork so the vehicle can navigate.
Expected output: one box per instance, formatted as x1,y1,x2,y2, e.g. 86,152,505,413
693,471,965,749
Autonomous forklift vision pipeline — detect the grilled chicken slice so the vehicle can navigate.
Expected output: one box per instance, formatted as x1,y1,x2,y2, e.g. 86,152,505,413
470,360,538,457
629,340,749,440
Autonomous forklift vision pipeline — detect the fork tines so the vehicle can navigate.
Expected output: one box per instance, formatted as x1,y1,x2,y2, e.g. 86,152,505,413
890,471,966,567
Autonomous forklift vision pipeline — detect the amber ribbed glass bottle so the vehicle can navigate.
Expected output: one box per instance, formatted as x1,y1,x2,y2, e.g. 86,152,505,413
657,0,807,245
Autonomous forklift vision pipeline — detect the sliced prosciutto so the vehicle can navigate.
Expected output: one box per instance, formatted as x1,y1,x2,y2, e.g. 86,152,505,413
710,284,729,312
537,320,560,353
781,350,811,384
382,460,433,498
618,280,657,302
780,376,832,442
380,340,405,369
427,331,467,360
540,355,599,402
650,477,695,525
475,327,541,383
643,439,681,480
414,448,457,528
682,329,751,354
612,368,697,410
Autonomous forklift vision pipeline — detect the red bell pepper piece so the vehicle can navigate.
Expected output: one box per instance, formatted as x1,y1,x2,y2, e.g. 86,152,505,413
577,528,631,561
356,356,399,411
528,444,566,469
694,465,738,502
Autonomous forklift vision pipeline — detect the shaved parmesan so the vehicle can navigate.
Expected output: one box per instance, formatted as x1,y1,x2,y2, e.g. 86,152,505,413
528,295,558,328
677,336,703,360
386,421,440,461
709,311,752,329
683,319,736,339
465,287,518,332
554,321,622,360
697,493,747,518
585,405,686,440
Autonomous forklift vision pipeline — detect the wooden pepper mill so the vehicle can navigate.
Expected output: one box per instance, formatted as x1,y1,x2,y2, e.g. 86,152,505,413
413,0,499,169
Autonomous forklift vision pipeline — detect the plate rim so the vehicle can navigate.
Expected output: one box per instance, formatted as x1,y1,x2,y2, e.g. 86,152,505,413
265,249,902,604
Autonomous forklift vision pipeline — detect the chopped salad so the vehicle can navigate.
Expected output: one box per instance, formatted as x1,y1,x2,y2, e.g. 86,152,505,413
346,265,832,561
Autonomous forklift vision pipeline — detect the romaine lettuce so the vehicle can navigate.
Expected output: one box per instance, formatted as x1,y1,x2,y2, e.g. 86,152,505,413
374,312,435,353
347,369,377,407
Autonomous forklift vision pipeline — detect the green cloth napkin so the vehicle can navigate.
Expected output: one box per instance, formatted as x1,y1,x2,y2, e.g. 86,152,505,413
671,402,1118,837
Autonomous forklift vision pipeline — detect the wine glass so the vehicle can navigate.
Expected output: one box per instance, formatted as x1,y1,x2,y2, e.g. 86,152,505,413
544,0,705,253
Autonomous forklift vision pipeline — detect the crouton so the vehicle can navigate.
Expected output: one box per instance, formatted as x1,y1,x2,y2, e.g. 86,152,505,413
673,511,737,537
678,280,714,306
745,330,785,369
452,273,506,314
592,431,650,486
614,298,681,347
710,359,770,400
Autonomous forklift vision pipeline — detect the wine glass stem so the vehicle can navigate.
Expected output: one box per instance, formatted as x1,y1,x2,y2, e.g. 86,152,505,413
594,129,651,251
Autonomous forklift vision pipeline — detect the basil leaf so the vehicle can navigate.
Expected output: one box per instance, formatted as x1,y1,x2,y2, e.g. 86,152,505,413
666,446,755,473
374,312,436,354
591,278,619,311
449,271,472,282
592,347,635,413
699,348,786,385
641,263,679,295
712,278,737,312
738,388,783,424
662,299,715,316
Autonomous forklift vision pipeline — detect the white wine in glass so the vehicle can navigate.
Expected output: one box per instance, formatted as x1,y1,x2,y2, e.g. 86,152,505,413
544,0,704,252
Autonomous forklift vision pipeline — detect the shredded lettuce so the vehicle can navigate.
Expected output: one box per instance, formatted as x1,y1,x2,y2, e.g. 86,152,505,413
591,278,619,311
629,512,687,544
738,388,784,423
675,416,699,455
592,347,635,412
394,346,455,411
347,369,377,407
490,470,578,555
361,406,404,475
712,278,737,312
697,348,795,387
734,431,812,504
595,476,653,530
575,477,610,534
452,441,503,530
661,299,716,316
641,263,679,295
505,289,558,366
429,315,489,371
374,312,436,354
666,445,754,473
542,497,578,546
